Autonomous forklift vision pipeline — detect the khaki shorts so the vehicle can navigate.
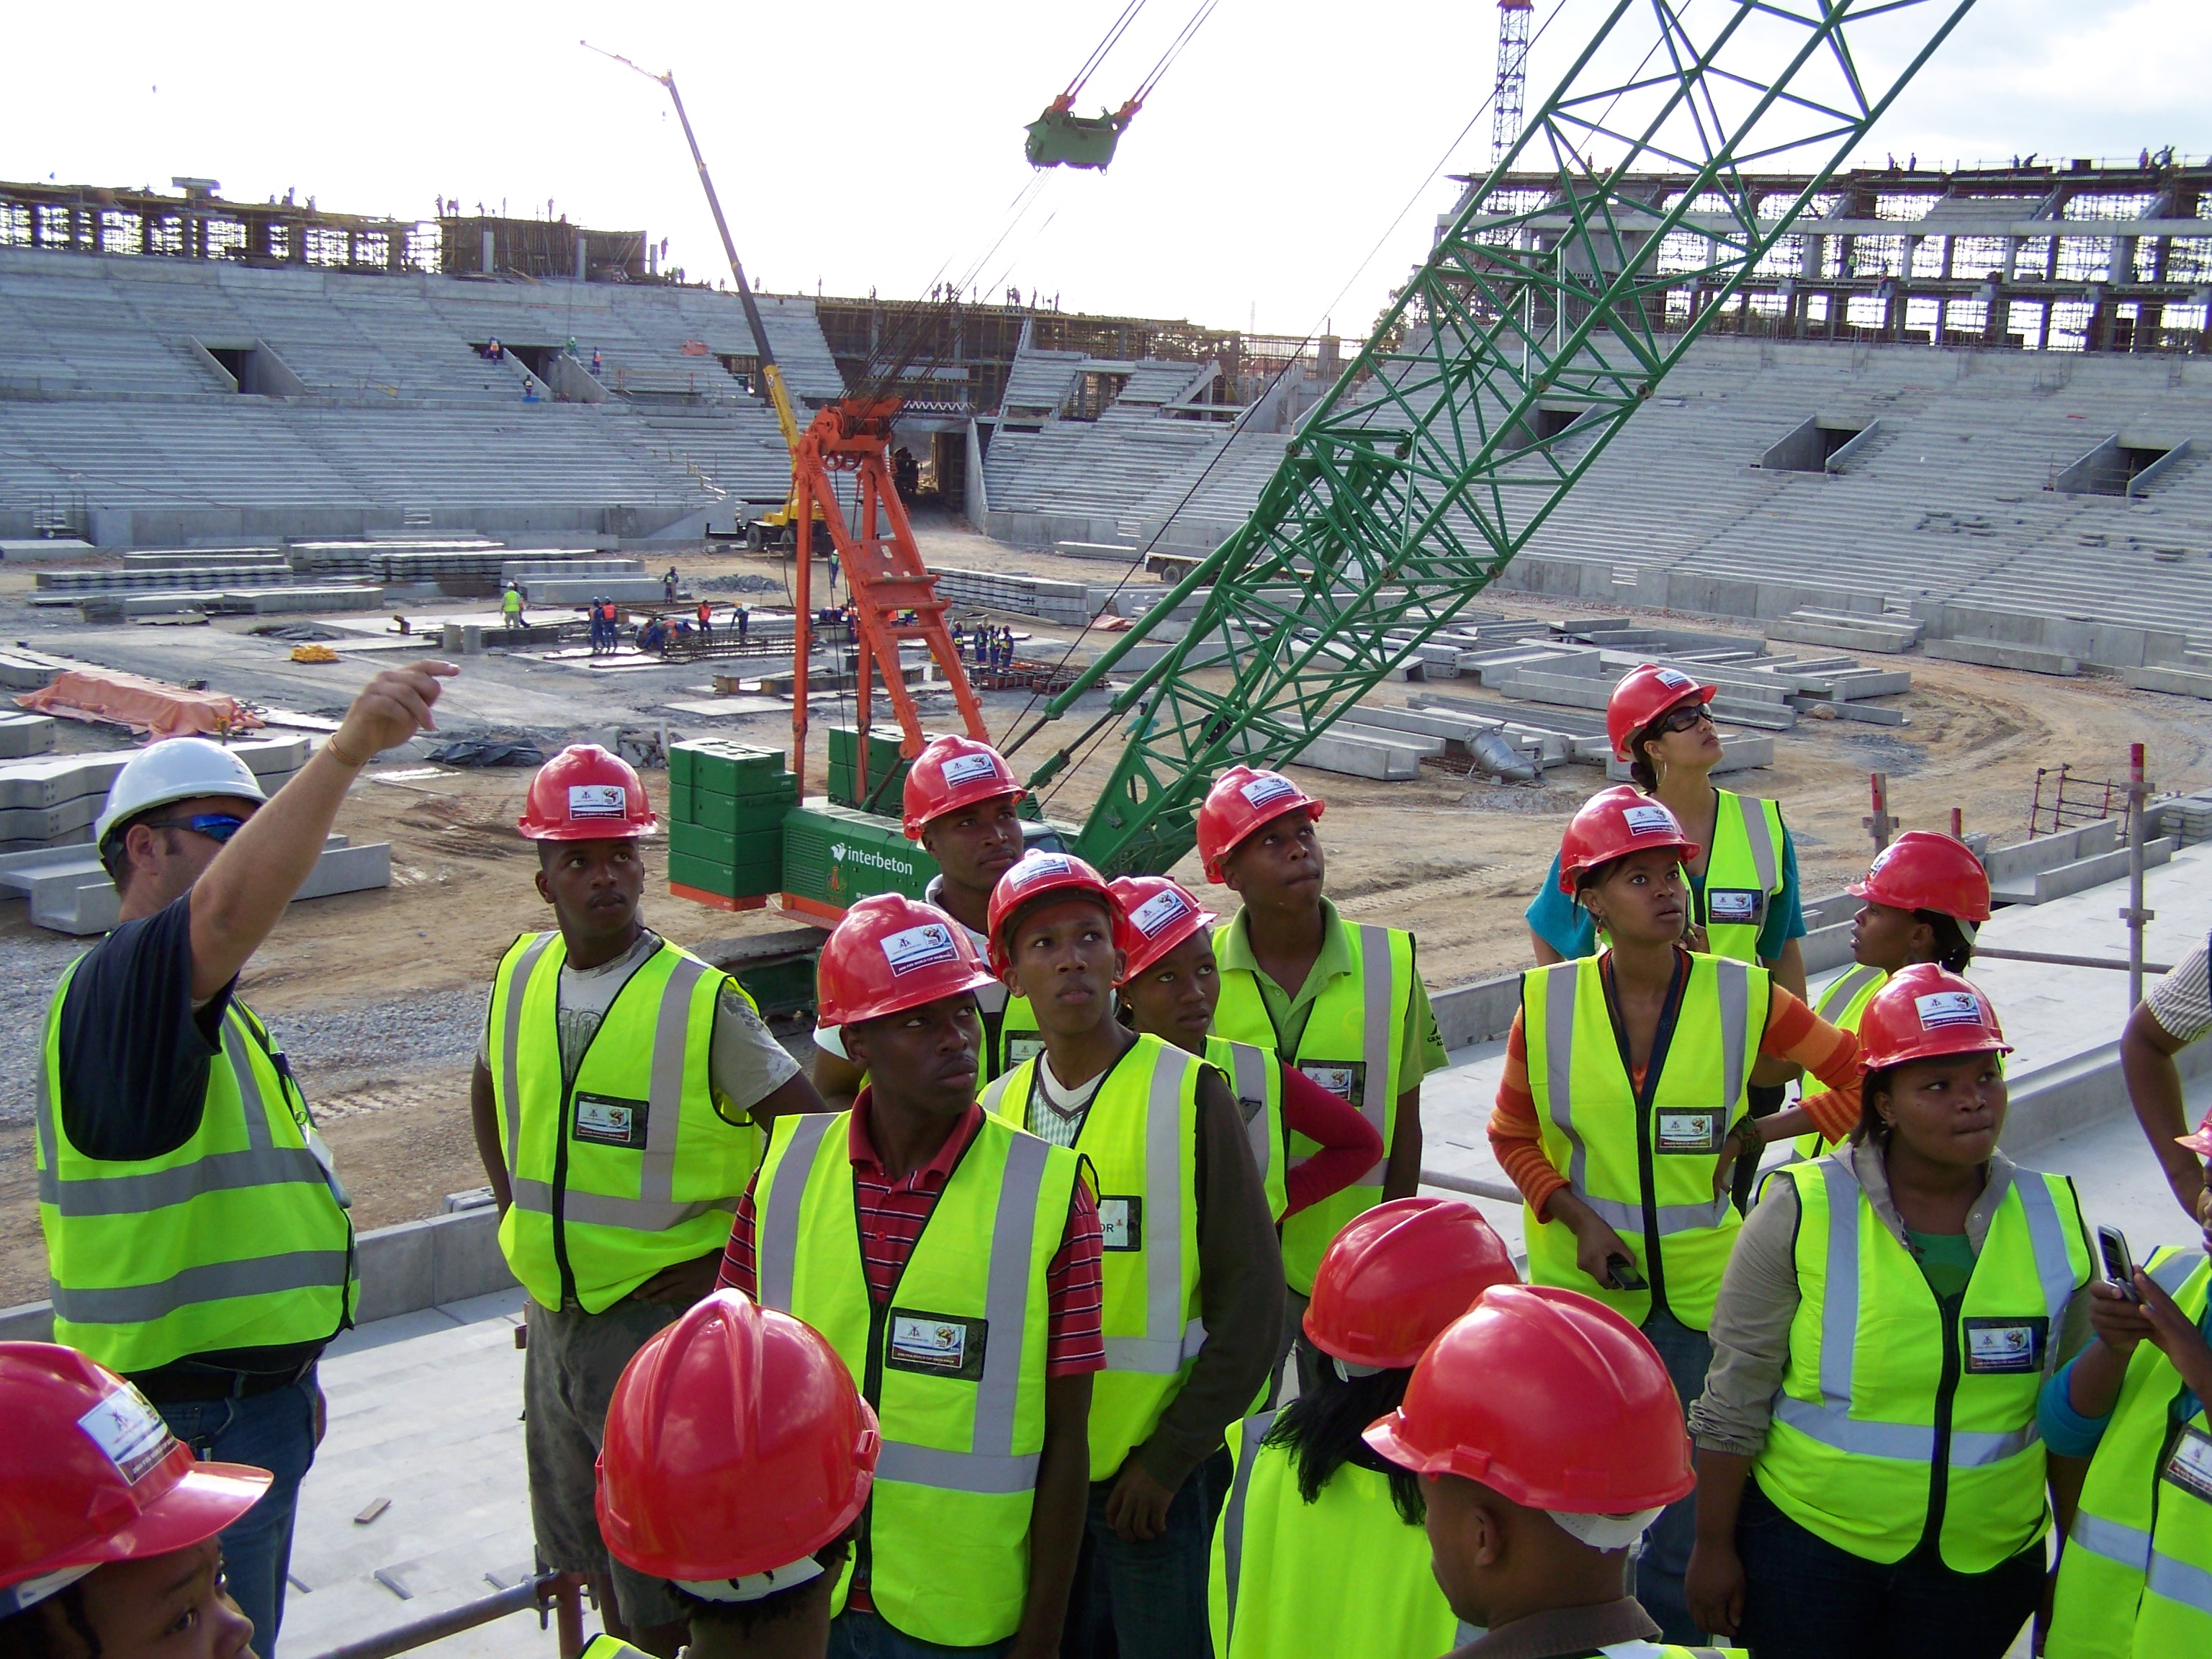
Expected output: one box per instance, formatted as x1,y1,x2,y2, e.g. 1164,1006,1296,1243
523,1295,685,1631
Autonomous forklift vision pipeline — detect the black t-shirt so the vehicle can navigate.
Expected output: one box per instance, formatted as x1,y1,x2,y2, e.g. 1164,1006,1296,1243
56,893,325,1377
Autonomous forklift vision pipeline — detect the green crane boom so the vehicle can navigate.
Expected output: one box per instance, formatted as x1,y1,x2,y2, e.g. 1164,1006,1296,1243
1036,0,1975,876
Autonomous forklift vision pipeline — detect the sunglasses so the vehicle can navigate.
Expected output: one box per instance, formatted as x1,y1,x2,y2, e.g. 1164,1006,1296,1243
1650,702,1714,737
142,812,251,844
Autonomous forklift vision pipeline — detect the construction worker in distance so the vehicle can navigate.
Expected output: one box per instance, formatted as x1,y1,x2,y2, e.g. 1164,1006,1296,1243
1527,665,1811,1212
471,744,826,1658
590,1289,881,1659
2121,928,2212,1221
1363,1284,1741,1659
981,850,1283,1657
811,735,1036,1110
36,660,453,1659
504,580,525,627
720,891,1102,1659
2041,1105,2212,1658
1198,765,1446,1394
1791,829,1992,1158
1209,1196,1519,1659
1687,966,2093,1658
1109,873,1382,1232
1487,785,1864,1645
0,1342,274,1658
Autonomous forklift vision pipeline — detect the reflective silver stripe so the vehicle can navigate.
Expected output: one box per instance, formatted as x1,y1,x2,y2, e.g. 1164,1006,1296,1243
1545,966,1584,1198
508,1179,734,1231
2012,1173,2082,1326
2069,1511,2152,1572
1221,1408,1280,1645
49,1249,352,1325
499,935,556,1177
1114,1045,1197,1375
757,1113,835,1313
1815,963,1884,1025
2148,1550,2212,1616
974,1132,1051,1460
1736,792,1779,894
1716,958,1750,1127
874,1439,1040,1496
222,1019,274,1154
1815,1156,1862,1412
37,1146,333,1216
1357,926,1395,1185
2149,1249,2205,1298
640,957,711,1205
979,1070,1013,1119
1576,1190,1729,1236
1773,1396,2032,1465
1225,1040,1274,1186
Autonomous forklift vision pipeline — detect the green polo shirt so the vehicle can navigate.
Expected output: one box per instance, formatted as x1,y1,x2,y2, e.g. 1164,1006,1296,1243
1215,898,1447,1088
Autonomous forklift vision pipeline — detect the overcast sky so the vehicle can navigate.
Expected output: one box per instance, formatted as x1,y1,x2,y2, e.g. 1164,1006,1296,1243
5,1,2204,346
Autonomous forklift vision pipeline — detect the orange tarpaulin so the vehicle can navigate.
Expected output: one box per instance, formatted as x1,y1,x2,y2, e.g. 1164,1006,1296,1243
19,670,264,740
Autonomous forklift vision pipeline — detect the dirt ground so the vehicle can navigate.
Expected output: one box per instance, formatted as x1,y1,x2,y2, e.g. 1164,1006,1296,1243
1,521,2206,1306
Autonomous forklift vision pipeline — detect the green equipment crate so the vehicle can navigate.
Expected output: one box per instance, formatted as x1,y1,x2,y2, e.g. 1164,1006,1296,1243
670,740,788,794
669,848,781,901
781,799,932,913
825,724,919,816
670,822,784,870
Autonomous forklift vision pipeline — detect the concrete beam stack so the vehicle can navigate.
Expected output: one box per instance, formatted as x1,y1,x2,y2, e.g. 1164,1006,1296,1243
0,734,311,854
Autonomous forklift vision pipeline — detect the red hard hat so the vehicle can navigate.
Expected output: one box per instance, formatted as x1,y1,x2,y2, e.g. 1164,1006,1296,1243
816,894,999,1028
1362,1285,1695,1512
597,1291,879,1583
1848,831,1992,924
1109,876,1218,985
1557,785,1701,895
1855,963,2011,1072
518,745,658,840
0,1343,271,1617
1195,766,1324,884
1606,664,1716,762
1303,1197,1519,1370
901,735,1026,841
986,850,1119,977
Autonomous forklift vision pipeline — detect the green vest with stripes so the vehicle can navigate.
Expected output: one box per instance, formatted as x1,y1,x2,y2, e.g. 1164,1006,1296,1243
1211,921,1413,1295
1794,963,1888,1159
577,1640,649,1659
1521,953,1764,1331
984,1034,1205,1481
36,959,356,1375
752,1107,1079,1648
1755,1156,2090,1573
486,932,759,1313
2046,1249,2212,1659
1699,789,1788,963
1210,1407,1459,1659
1206,1035,1288,1223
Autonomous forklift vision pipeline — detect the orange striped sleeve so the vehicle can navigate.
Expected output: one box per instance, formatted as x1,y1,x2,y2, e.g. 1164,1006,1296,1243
1488,1011,1566,1212
1764,988,1863,1141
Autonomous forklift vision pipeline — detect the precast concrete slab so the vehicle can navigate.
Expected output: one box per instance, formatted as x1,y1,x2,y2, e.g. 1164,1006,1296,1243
1923,638,2080,676
2126,665,2212,700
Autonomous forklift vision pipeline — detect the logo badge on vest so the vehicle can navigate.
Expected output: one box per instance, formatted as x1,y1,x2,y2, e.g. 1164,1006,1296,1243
1004,1033,1047,1069
1098,1195,1144,1251
1707,889,1763,925
1128,887,1195,938
1655,1110,1723,1153
1915,990,1987,1030
1961,1316,2046,1375
572,1093,649,1148
2162,1426,2212,1503
1622,803,1680,838
568,783,628,819
939,751,1004,788
887,1308,988,1382
1300,1061,1364,1109
880,922,958,976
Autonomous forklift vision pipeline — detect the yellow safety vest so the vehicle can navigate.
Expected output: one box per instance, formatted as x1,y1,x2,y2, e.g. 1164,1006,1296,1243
753,1107,1079,1648
1210,1407,1459,1659
1755,1156,2090,1573
1207,1035,1289,1223
1212,922,1414,1295
2046,1249,2212,1659
486,932,759,1313
36,959,356,1375
1521,953,1763,1330
1699,789,1788,963
984,1035,1205,1480
578,1640,649,1659
1793,963,1887,1159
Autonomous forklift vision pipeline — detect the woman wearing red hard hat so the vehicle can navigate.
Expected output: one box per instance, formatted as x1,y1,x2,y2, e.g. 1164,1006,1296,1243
1208,1197,1517,1659
1687,966,2095,1658
0,1342,269,1657
1487,786,1865,1644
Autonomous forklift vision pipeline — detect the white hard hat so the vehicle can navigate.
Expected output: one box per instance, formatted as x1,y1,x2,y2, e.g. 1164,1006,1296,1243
95,738,268,848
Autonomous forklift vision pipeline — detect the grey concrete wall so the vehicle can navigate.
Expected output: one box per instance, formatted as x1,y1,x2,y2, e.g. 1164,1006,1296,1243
79,502,698,549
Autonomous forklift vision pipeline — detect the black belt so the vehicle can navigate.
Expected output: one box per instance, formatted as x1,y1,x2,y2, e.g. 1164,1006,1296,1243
130,1357,317,1403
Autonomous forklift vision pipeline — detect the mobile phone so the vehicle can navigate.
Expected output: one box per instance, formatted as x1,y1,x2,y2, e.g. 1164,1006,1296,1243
1606,1256,1648,1292
2097,1225,2140,1301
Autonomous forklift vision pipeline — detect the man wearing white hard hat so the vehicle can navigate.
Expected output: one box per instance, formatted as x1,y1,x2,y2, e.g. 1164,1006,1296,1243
34,660,454,1659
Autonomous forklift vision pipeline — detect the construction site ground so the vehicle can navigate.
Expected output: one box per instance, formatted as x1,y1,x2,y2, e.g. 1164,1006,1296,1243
2,513,2208,1307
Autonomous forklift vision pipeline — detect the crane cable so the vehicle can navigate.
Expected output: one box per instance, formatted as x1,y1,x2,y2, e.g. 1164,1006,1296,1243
1064,0,1149,101
1126,0,1219,109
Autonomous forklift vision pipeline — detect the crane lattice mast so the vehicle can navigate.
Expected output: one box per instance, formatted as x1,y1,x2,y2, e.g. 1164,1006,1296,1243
1490,0,1534,168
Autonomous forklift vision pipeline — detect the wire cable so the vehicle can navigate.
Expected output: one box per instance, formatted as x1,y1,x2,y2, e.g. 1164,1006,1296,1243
1128,0,1220,106
1066,0,1149,99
